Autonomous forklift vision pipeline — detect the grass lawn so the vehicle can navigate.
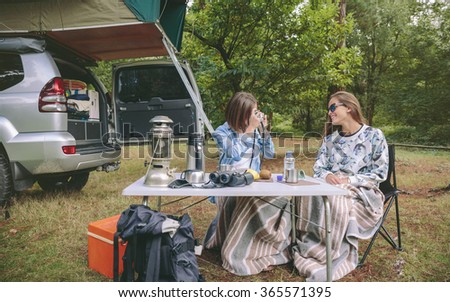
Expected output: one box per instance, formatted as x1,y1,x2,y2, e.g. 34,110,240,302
1,140,449,282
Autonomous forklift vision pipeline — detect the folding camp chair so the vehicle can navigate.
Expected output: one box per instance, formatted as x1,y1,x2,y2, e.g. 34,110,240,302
358,144,403,267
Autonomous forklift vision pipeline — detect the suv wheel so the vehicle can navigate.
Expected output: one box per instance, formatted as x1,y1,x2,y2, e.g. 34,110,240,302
38,172,90,192
0,152,13,207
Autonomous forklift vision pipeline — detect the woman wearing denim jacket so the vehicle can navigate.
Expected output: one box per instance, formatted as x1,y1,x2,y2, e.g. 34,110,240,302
204,92,292,275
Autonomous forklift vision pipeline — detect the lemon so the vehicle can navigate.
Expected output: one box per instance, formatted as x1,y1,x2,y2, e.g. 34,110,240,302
246,168,260,180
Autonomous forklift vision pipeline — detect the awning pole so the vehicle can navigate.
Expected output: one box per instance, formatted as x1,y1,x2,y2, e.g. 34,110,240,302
162,37,215,136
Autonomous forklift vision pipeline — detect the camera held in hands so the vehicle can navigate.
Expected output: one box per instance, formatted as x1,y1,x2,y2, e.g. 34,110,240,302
254,110,264,123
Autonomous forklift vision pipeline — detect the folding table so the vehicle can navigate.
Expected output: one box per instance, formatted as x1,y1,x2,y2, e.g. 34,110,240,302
122,174,347,281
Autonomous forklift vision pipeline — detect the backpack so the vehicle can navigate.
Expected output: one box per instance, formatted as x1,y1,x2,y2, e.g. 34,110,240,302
113,204,204,282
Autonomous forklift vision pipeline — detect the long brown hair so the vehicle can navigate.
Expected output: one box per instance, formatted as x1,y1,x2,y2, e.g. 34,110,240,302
324,91,367,136
225,92,257,133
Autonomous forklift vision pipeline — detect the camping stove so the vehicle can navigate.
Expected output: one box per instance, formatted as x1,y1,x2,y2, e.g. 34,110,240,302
144,116,175,186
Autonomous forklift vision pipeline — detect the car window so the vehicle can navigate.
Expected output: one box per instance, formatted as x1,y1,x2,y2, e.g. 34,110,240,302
117,65,190,103
55,60,98,91
0,53,24,91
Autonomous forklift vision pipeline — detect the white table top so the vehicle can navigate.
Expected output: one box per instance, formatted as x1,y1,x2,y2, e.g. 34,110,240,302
122,173,347,197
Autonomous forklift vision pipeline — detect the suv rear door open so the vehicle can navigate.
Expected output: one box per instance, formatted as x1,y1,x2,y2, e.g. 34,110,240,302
112,60,203,143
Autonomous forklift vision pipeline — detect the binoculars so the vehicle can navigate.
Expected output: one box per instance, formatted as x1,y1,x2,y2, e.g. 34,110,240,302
209,171,254,187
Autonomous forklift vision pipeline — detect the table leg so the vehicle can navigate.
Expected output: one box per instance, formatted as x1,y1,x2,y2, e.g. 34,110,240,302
323,195,332,282
157,196,162,211
142,196,162,210
290,197,296,244
142,196,149,207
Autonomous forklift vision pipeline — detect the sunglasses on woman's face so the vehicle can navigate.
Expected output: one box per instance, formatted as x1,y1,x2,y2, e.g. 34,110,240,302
328,103,345,112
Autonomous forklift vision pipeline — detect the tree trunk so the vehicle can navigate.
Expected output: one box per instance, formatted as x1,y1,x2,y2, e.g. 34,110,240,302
329,0,347,94
337,0,346,49
305,103,313,133
366,66,376,126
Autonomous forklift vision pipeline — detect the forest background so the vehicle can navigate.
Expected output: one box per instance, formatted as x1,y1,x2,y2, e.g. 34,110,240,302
2,0,449,284
93,0,449,146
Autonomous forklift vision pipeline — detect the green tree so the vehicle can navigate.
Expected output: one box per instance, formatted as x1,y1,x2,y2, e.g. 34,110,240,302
348,0,449,145
347,0,413,125
382,0,450,145
182,0,361,132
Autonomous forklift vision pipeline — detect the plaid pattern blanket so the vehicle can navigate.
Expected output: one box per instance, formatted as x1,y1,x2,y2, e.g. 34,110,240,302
292,183,384,281
204,196,292,275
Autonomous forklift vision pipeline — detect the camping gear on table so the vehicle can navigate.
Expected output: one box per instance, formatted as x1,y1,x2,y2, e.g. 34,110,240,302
144,116,175,187
208,171,254,187
187,132,205,171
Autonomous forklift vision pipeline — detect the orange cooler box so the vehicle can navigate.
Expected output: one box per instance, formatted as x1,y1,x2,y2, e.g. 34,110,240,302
88,215,126,278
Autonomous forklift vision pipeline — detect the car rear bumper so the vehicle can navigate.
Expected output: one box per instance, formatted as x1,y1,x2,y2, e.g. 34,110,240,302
5,132,121,175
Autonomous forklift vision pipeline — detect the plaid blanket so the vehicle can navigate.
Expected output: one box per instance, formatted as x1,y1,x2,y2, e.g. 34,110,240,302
292,183,384,281
204,196,292,275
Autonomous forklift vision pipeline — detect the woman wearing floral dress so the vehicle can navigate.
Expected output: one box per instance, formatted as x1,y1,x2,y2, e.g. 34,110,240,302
293,91,389,281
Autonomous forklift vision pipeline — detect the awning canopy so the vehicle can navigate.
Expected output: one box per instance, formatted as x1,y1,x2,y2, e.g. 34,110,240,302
0,0,187,62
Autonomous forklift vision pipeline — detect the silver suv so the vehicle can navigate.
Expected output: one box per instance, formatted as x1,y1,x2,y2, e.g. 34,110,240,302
0,37,121,204
0,36,206,207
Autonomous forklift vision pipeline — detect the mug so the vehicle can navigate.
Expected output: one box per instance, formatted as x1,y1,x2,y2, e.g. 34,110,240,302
219,164,232,172
180,169,205,184
297,169,306,180
285,168,298,183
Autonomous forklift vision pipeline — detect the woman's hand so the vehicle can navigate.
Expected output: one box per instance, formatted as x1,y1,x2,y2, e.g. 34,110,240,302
258,114,269,132
325,173,350,185
261,114,268,128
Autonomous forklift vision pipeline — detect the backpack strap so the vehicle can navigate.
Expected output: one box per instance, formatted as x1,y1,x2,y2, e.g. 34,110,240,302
121,241,134,281
120,226,138,282
144,235,162,281
172,238,196,255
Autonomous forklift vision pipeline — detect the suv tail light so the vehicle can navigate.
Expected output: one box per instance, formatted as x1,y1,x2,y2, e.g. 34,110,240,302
62,146,76,154
39,77,67,112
